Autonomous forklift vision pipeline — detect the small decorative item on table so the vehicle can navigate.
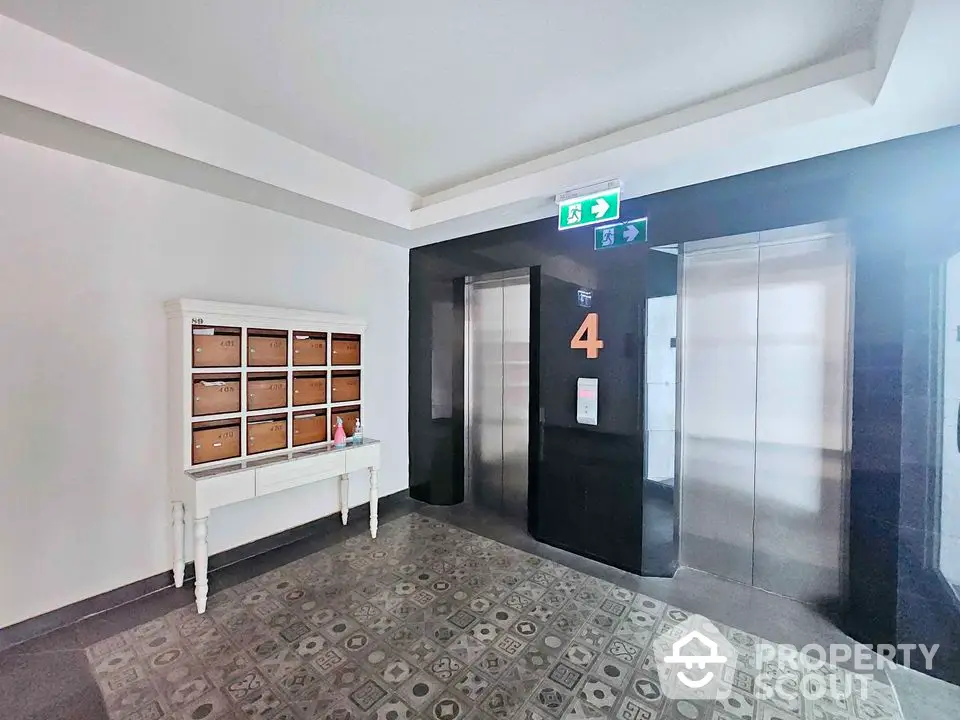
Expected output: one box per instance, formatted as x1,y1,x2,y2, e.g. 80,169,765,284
333,416,347,447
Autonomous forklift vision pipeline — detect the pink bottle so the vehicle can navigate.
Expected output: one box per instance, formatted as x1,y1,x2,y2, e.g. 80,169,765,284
333,416,347,447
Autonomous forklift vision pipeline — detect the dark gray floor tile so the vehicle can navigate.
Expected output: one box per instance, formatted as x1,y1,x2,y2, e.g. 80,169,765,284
0,648,109,720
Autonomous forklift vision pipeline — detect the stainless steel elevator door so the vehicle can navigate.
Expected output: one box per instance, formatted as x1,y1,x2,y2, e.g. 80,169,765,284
678,236,760,586
752,234,851,602
678,225,852,605
465,271,531,520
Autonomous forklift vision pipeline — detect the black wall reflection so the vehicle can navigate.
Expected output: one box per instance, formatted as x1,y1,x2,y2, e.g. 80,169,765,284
409,125,960,684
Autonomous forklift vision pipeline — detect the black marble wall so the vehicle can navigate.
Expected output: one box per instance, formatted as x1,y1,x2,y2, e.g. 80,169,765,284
409,125,960,683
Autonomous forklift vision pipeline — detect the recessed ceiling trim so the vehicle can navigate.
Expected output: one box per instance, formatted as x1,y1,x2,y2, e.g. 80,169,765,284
409,50,877,228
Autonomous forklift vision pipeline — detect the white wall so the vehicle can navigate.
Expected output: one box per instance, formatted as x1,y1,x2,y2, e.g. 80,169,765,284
644,294,676,485
0,134,409,629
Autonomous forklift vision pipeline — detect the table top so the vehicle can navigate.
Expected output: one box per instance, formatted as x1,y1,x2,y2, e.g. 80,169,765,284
187,438,380,480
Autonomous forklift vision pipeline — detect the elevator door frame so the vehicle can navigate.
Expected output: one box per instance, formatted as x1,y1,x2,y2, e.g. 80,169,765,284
464,269,532,524
675,221,855,606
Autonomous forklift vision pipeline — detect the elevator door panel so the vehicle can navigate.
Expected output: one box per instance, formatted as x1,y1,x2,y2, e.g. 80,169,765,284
468,279,505,510
501,278,530,519
678,239,759,586
752,236,850,603
466,272,530,520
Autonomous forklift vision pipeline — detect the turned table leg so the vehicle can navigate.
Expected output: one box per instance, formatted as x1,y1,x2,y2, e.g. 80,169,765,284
339,474,349,525
172,502,185,588
194,516,209,614
369,468,378,539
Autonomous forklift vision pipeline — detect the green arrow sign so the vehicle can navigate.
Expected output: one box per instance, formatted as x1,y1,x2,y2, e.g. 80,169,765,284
594,218,648,250
558,188,621,230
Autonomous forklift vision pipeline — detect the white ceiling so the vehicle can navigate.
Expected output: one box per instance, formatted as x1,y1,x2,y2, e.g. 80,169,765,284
0,0,883,193
0,0,958,247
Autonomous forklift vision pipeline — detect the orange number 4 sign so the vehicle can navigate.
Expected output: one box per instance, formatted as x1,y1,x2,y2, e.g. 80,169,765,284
570,312,604,359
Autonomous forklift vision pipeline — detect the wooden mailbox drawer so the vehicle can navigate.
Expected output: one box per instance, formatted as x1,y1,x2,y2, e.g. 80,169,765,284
248,330,287,367
293,333,327,366
293,411,327,446
331,371,361,403
293,373,326,406
192,373,241,416
247,374,287,411
333,406,360,437
192,420,241,464
247,415,287,455
192,326,241,367
331,334,361,366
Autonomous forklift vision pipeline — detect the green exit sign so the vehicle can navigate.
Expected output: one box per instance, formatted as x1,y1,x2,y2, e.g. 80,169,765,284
594,218,648,250
558,187,621,230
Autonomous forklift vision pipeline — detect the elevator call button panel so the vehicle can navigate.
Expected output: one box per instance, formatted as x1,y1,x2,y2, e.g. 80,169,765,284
576,377,598,426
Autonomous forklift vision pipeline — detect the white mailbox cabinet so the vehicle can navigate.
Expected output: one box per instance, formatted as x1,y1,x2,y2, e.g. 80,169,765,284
165,299,380,613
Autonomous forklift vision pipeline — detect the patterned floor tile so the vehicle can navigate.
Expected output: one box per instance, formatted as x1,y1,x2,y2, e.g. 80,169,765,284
381,657,417,686
491,632,527,658
428,621,461,646
515,646,554,679
473,649,513,679
223,668,268,704
277,662,324,699
329,661,367,694
176,688,232,720
403,637,444,667
349,678,390,712
548,663,585,692
291,683,342,718
427,654,465,682
482,684,526,719
612,694,657,720
565,644,596,670
449,633,488,664
660,698,713,720
579,677,620,711
453,668,493,703
259,646,304,683
376,695,416,720
629,673,665,709
398,671,445,709
469,622,501,645
81,514,903,720
532,679,576,718
428,692,472,720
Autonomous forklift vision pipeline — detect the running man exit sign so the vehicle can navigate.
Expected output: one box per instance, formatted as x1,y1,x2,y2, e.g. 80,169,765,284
557,180,621,230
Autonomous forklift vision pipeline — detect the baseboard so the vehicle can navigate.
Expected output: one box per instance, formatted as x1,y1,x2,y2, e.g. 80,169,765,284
0,490,411,652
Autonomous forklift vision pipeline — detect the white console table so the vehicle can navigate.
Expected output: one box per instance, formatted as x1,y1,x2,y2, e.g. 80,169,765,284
172,438,381,613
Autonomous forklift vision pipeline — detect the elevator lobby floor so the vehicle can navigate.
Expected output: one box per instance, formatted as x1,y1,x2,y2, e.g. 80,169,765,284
0,500,952,720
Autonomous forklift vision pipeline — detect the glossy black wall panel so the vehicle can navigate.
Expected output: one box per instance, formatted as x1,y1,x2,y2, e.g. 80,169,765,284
409,125,960,681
